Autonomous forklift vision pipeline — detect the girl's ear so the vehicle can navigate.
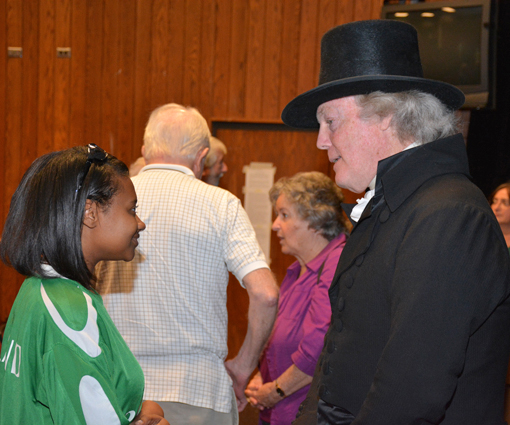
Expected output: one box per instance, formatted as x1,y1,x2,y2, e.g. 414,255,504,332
83,199,99,229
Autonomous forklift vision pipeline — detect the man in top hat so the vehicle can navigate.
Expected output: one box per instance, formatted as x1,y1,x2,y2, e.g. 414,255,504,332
280,20,510,425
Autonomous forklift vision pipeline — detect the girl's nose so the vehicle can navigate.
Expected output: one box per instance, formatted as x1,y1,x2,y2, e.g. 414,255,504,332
137,215,146,232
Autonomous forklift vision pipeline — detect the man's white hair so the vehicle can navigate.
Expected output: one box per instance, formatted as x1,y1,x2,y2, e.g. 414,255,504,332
143,103,211,161
205,137,227,168
355,91,461,146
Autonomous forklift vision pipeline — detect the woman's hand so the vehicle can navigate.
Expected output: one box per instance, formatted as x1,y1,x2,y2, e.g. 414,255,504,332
131,416,169,425
131,400,170,425
245,372,265,410
245,365,313,411
245,373,281,410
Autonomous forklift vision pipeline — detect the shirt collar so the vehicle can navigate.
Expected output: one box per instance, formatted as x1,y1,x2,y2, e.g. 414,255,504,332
305,233,347,273
286,234,347,278
40,264,68,279
139,163,195,177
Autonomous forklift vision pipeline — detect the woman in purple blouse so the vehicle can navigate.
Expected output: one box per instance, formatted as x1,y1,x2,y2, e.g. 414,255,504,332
245,171,350,425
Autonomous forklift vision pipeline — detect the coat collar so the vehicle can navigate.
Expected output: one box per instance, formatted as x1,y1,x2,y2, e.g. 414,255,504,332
342,133,469,228
333,134,470,281
380,133,469,213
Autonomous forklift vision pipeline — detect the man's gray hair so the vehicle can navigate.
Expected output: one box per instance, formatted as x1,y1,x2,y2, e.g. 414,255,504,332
205,137,228,168
143,103,211,161
355,91,461,146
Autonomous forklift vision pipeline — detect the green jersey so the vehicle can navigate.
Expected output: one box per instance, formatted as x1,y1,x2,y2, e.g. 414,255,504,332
0,275,145,424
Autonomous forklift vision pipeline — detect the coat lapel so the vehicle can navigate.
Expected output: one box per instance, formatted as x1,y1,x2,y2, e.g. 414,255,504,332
329,199,379,295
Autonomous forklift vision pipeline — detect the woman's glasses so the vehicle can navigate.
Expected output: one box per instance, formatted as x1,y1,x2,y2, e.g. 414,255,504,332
75,144,109,198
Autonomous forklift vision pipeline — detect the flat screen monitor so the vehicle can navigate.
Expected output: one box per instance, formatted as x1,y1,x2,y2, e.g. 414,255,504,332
381,0,495,109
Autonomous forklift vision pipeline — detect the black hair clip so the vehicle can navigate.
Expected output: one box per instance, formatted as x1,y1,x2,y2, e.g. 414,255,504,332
86,143,109,164
75,144,109,197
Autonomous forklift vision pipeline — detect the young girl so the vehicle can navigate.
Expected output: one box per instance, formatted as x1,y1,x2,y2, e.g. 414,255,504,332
0,144,169,425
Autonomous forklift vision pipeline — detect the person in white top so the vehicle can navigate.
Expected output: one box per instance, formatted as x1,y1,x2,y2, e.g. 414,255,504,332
98,103,279,425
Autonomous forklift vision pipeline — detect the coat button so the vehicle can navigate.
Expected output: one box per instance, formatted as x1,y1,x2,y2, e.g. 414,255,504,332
355,255,364,266
337,297,345,311
379,207,390,222
322,361,330,375
327,339,336,353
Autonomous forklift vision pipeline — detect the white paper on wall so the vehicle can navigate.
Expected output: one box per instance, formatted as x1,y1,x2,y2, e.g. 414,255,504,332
242,162,277,265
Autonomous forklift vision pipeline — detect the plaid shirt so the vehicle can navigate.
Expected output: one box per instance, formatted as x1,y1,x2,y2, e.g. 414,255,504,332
98,164,268,413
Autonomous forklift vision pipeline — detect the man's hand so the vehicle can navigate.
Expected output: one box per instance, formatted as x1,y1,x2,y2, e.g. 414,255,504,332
226,268,278,411
225,357,252,411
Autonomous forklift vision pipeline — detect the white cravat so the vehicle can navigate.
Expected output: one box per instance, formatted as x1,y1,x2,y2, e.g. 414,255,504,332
350,142,420,223
350,189,375,222
350,177,376,222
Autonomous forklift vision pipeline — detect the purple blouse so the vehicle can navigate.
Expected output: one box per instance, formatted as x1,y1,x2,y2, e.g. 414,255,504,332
259,233,347,425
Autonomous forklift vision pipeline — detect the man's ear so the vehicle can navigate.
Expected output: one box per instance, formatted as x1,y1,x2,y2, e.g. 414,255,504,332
379,114,393,132
193,147,209,178
83,199,99,229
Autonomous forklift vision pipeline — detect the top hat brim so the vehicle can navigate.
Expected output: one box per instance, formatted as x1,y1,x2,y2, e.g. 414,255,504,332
281,75,466,129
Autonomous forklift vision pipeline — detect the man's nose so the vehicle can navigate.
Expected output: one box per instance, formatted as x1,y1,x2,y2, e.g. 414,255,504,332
317,129,330,150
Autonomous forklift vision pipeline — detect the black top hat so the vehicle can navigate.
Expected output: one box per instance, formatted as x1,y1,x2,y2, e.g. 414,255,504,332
281,20,465,129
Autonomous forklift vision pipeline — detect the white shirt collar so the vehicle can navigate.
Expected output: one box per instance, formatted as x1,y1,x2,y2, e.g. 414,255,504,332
404,141,420,151
41,264,68,279
139,163,195,177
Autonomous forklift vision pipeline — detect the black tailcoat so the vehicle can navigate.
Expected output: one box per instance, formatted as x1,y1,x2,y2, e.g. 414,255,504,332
295,134,510,425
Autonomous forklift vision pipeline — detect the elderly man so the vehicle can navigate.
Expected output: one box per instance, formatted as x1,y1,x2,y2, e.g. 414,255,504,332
98,103,278,425
202,136,228,186
281,20,510,425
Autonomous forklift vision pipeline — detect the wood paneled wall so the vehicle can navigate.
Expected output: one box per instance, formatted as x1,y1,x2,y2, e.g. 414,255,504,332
0,0,383,323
